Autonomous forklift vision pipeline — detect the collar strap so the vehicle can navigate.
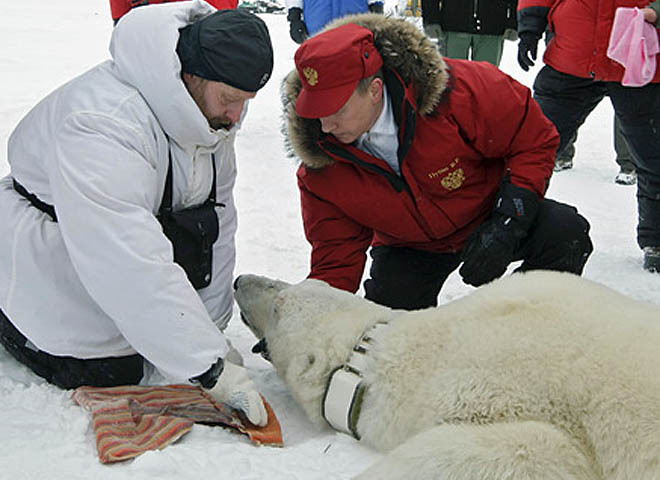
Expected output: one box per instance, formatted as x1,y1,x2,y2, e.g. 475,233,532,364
322,322,388,439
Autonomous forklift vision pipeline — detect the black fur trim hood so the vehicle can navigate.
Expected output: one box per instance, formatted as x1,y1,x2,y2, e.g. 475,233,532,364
281,13,450,169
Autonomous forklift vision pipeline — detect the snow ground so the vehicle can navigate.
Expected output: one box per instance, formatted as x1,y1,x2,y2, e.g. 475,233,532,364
1,1,659,479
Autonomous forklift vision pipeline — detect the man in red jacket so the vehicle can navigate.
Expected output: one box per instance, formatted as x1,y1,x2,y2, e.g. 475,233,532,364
517,0,660,272
282,15,593,310
110,0,237,24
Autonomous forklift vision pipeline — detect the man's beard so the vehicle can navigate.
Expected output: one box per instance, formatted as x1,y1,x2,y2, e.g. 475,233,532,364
208,116,234,131
188,79,234,130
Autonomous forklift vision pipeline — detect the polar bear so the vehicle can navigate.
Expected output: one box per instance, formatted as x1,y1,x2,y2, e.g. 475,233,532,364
233,271,660,480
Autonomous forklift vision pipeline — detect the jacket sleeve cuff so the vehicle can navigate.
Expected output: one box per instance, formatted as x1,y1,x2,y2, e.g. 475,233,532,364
517,6,550,36
190,357,224,389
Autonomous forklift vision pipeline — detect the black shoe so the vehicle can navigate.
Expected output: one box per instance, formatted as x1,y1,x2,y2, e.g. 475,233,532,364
643,247,660,272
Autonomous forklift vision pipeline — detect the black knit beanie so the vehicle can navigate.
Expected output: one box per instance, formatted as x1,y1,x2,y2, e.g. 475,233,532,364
176,9,273,92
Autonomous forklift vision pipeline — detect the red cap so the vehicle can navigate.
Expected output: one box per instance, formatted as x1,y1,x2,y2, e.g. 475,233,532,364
294,23,384,118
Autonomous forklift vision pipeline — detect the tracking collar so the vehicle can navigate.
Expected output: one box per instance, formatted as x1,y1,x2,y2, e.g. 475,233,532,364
321,322,389,439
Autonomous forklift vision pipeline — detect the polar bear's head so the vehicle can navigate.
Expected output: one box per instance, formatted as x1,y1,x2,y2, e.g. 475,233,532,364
233,275,291,340
234,274,392,426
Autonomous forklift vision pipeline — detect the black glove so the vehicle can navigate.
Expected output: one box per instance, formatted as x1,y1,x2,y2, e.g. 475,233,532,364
459,180,540,287
287,7,308,44
368,2,384,13
517,32,541,71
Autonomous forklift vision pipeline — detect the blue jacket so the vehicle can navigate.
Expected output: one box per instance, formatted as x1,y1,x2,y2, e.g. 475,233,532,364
303,0,372,35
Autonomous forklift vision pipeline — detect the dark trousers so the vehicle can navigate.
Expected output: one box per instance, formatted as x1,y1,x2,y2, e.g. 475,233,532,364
364,199,592,310
556,117,634,171
0,309,143,389
533,65,660,248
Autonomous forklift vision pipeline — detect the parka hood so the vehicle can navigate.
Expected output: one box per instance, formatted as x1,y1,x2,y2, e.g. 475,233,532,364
109,0,234,151
283,13,450,169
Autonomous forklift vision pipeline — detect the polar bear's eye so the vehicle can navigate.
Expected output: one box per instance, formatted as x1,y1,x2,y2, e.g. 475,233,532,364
307,354,315,365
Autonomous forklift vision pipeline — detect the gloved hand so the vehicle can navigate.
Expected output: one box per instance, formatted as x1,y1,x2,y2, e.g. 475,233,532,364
206,361,268,426
287,7,308,44
517,32,541,71
459,179,539,287
459,214,523,286
368,2,384,13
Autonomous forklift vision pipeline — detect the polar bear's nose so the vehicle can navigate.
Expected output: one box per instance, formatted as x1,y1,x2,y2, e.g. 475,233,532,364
233,275,244,291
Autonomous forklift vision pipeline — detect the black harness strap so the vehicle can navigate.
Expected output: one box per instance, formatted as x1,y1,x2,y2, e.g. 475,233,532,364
12,149,222,226
158,151,221,215
13,179,58,222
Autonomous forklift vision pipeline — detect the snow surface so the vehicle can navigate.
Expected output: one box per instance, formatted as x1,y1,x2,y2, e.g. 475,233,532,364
1,1,660,479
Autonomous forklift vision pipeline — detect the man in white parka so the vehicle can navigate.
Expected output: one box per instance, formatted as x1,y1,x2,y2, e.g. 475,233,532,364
0,1,272,426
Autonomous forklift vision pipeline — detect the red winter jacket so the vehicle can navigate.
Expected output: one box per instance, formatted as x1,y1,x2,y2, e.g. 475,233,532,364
110,0,237,22
283,17,558,293
518,0,660,82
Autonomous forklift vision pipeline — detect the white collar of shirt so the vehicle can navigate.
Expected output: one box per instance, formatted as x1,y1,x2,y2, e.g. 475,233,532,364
355,85,400,175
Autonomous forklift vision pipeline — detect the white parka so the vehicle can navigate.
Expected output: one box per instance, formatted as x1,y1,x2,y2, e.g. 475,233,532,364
0,0,242,382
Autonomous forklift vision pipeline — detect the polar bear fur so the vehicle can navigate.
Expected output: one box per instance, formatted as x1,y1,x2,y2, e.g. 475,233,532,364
233,271,660,480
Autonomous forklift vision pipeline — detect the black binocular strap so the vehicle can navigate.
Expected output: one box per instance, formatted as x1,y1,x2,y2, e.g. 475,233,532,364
12,179,58,222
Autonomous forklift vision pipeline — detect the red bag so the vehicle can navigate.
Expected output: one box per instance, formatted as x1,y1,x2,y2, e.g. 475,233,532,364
110,0,238,23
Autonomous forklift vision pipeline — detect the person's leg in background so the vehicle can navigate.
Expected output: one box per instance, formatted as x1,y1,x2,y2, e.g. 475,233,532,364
554,130,577,172
533,65,606,171
541,30,582,173
613,115,637,185
470,33,504,66
542,95,636,180
608,82,660,272
442,31,472,59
